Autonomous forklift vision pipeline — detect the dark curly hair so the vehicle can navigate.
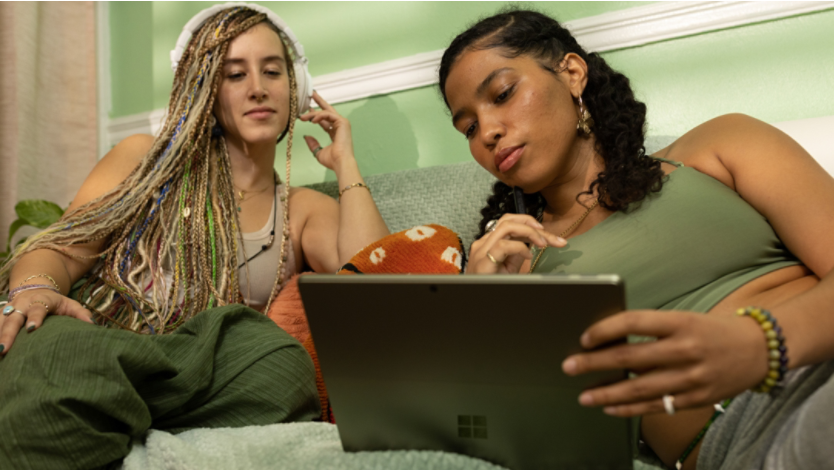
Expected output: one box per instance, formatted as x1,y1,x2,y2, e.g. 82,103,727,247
438,8,665,240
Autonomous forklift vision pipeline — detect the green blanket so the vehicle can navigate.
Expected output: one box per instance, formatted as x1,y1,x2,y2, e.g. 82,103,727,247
0,304,320,470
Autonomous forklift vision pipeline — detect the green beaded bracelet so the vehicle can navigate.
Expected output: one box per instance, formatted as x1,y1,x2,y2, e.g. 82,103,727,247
675,399,732,470
736,306,788,393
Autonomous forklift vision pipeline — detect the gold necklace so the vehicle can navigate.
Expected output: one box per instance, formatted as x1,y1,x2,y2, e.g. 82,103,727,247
235,182,273,212
529,199,598,273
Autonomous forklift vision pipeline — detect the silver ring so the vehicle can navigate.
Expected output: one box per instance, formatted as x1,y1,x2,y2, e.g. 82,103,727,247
2,304,23,317
485,219,499,233
662,394,676,415
486,251,501,266
312,146,322,157
2,304,26,320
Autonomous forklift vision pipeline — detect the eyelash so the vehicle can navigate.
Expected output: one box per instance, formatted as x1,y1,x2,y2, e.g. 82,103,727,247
495,85,513,103
462,85,515,140
227,70,282,79
464,123,477,139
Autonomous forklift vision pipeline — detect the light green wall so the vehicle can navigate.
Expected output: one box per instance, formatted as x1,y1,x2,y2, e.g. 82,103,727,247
110,2,154,116
606,8,834,136
110,1,644,115
108,2,834,186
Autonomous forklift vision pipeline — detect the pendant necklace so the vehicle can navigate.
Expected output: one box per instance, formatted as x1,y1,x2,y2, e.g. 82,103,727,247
235,181,273,212
238,181,278,269
529,199,598,273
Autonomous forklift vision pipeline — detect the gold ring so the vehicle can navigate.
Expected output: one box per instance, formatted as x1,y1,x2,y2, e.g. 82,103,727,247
28,300,49,314
486,251,500,265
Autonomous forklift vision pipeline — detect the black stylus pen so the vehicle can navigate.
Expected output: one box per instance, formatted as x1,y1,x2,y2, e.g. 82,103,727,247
513,186,526,215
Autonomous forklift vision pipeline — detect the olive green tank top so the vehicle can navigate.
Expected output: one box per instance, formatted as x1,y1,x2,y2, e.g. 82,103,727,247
531,159,800,313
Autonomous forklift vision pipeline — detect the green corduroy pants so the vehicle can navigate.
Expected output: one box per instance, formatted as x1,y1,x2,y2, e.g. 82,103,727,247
0,304,320,470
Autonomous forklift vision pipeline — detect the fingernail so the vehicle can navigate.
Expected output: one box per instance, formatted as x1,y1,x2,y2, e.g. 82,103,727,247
581,332,591,347
603,406,618,415
556,237,567,244
562,358,577,374
579,392,594,406
535,222,544,229
27,323,35,332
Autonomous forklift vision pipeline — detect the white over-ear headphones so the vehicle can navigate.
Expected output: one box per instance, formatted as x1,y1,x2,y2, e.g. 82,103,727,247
170,2,313,114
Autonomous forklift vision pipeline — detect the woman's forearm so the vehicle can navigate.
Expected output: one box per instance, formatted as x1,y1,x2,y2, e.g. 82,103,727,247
332,156,389,265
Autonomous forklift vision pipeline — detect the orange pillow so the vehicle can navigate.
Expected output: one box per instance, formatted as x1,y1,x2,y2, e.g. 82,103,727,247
268,224,465,422
338,224,465,275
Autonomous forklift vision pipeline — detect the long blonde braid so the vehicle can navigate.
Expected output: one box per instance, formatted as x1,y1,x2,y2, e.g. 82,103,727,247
0,7,297,334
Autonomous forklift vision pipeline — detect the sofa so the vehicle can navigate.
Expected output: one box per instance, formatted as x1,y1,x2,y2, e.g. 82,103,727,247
119,138,687,470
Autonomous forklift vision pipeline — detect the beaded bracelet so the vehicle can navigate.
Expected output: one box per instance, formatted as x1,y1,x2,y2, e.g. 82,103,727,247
338,182,370,199
19,274,60,290
736,306,788,393
8,284,60,302
675,399,732,470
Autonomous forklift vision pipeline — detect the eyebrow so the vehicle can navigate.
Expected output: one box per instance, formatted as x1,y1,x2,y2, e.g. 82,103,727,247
451,67,514,127
224,55,286,66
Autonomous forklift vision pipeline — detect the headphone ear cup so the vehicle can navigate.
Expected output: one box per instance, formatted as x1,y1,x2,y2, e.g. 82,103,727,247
294,62,313,114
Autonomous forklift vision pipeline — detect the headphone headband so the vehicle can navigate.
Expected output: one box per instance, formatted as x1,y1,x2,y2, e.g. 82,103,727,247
170,2,312,113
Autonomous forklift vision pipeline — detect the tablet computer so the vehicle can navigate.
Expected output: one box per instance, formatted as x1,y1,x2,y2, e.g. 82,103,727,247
299,274,633,470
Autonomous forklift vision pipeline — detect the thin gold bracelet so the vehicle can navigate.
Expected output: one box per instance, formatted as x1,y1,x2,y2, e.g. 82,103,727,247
338,182,370,199
19,274,60,290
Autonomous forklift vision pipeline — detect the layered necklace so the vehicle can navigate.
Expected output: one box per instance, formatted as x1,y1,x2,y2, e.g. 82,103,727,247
529,199,598,272
235,181,273,212
237,175,278,269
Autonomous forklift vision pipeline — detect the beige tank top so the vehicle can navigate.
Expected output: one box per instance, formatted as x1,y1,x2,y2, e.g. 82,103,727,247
237,183,297,311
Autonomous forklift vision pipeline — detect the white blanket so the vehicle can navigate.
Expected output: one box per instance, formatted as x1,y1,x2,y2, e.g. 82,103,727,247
122,421,660,470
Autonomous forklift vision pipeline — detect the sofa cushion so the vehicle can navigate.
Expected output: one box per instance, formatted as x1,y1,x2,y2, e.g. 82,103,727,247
307,161,494,252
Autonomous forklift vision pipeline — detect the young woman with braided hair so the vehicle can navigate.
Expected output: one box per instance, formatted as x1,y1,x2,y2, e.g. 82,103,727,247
0,5,387,469
441,9,834,470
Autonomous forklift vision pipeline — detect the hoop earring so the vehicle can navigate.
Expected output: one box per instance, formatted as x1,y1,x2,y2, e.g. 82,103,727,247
576,96,594,136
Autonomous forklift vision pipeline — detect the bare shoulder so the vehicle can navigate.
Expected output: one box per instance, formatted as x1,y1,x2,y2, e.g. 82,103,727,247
288,186,338,219
288,185,336,205
655,114,816,189
68,134,155,211
100,134,155,175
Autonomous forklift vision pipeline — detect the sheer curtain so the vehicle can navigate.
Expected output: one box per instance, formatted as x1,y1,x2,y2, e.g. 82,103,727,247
0,2,98,244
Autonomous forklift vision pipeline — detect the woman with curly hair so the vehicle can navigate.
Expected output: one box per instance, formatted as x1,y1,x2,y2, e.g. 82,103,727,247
440,9,834,470
0,4,387,469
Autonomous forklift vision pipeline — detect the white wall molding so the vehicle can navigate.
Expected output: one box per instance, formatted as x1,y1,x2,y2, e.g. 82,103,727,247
108,109,168,145
313,49,444,106
566,1,834,53
107,1,834,147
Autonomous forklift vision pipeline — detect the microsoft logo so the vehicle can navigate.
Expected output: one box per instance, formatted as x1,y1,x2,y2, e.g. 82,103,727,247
458,415,488,439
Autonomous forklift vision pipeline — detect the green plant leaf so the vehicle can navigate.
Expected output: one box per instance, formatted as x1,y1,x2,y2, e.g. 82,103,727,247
6,218,26,252
15,200,65,228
